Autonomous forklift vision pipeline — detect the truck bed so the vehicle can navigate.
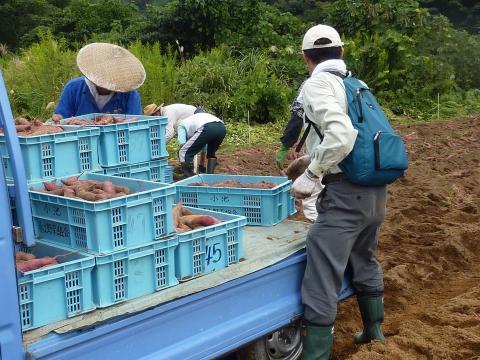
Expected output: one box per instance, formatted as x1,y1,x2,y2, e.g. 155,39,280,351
24,220,353,359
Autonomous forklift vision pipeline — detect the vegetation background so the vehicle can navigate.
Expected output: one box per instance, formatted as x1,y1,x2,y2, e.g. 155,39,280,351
1,0,479,148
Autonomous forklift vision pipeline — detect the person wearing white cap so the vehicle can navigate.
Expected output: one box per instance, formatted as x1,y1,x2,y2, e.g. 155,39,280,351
52,43,146,120
291,25,387,359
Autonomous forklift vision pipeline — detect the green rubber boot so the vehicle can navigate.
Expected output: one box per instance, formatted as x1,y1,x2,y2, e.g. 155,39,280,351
354,295,385,344
302,324,334,360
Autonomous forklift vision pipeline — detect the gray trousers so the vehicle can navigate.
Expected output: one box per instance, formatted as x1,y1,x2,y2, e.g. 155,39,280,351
302,179,386,326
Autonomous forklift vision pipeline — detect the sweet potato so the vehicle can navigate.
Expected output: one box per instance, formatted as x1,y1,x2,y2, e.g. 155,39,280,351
113,117,128,123
285,155,310,181
64,118,91,125
114,185,130,194
181,206,194,216
75,189,97,201
63,188,76,198
176,223,193,233
16,251,35,262
16,124,31,132
102,181,115,194
94,193,110,201
15,117,30,126
181,215,222,227
173,203,182,228
49,188,65,196
43,180,59,191
17,257,58,272
94,115,114,125
61,175,80,186
32,119,44,127
16,251,76,272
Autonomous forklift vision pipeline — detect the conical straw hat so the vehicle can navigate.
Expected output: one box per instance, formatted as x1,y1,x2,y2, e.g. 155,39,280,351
143,103,164,116
77,43,146,92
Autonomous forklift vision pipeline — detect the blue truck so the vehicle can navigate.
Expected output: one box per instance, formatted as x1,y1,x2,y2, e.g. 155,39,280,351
0,72,352,360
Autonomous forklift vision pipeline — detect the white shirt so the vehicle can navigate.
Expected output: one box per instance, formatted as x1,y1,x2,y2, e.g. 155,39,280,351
302,61,357,177
162,104,197,143
178,113,223,140
84,78,113,111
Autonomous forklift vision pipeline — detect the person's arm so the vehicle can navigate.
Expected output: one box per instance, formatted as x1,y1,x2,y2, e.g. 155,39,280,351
303,77,357,177
125,90,142,115
54,82,76,119
280,106,304,148
177,122,187,146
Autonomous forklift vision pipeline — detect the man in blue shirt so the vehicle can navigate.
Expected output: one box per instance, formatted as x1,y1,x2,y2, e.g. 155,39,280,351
53,43,145,121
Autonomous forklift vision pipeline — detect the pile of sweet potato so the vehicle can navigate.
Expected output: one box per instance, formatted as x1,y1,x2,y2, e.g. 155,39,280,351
0,117,64,136
15,251,73,272
189,180,277,189
64,115,139,126
32,176,132,201
173,202,222,233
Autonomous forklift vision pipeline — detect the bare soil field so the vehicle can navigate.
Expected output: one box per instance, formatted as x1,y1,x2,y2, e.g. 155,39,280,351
215,116,480,359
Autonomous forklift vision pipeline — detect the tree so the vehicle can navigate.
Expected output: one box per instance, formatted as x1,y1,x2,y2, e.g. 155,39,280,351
421,0,480,34
136,0,304,55
0,0,59,50
52,0,141,46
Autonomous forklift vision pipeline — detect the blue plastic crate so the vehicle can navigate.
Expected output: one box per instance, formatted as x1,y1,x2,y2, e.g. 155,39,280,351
101,158,172,183
175,206,246,281
61,113,168,167
165,165,174,184
29,173,176,254
0,126,101,183
17,241,95,331
174,174,296,226
93,238,178,308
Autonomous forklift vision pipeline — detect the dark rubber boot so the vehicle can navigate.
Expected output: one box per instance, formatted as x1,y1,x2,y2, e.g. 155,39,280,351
181,162,195,178
206,158,217,174
354,295,385,344
302,324,334,360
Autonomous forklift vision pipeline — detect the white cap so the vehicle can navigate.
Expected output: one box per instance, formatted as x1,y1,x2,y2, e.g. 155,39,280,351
302,25,343,51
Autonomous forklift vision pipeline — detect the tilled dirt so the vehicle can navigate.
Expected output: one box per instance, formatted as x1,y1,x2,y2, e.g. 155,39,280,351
217,116,480,359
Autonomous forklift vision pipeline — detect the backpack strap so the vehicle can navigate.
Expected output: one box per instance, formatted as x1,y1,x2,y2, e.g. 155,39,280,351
327,70,347,79
294,70,349,153
295,116,323,153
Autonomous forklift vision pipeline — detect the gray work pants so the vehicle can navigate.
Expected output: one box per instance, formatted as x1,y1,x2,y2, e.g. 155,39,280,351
302,179,387,326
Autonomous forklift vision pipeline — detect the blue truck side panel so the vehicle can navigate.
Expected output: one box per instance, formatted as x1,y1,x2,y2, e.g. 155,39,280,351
0,71,35,247
0,141,23,360
0,71,25,360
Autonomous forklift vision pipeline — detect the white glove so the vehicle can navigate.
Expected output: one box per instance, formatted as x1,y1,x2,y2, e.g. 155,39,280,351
291,169,322,200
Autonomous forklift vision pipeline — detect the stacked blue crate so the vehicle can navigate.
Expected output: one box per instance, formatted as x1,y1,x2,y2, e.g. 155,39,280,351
0,126,101,183
0,125,102,330
17,242,96,331
60,114,174,184
175,174,296,226
174,206,247,281
29,173,179,309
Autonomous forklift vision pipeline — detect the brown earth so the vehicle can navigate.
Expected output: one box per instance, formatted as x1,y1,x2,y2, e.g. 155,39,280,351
216,116,480,359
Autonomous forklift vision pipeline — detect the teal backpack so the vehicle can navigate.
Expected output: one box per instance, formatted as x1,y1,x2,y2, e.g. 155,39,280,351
296,74,409,186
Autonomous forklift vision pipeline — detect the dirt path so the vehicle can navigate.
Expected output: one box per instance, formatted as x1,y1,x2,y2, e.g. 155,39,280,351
216,116,480,359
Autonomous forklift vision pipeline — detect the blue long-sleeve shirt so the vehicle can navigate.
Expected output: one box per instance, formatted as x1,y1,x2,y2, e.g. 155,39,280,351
54,77,142,118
